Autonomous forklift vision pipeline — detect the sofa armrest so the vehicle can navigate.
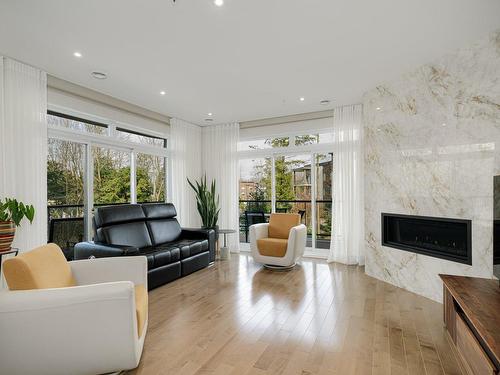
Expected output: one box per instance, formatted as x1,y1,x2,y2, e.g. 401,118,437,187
70,256,148,288
181,227,216,263
0,282,142,375
74,241,140,260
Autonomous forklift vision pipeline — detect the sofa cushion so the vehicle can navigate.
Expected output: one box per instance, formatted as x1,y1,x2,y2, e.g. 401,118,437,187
169,239,208,259
153,246,181,267
257,237,288,257
94,204,145,228
134,284,148,337
268,213,301,239
139,246,180,268
101,222,152,249
3,243,76,290
142,203,177,219
146,219,182,245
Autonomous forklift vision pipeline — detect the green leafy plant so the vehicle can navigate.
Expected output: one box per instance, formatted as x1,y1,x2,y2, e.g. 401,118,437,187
187,175,220,228
0,198,35,226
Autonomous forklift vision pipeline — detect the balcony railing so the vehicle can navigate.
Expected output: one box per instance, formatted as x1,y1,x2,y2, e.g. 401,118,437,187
47,199,332,259
47,201,163,259
239,199,332,248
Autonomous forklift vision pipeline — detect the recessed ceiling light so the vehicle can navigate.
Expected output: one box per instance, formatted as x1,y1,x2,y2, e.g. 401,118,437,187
208,112,213,116
205,118,214,122
376,107,381,111
73,52,82,58
320,99,331,106
91,71,107,80
442,123,447,127
160,91,166,95
299,97,305,102
214,0,224,6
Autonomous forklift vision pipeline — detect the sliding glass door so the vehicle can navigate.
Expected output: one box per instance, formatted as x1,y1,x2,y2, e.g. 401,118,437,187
238,150,332,255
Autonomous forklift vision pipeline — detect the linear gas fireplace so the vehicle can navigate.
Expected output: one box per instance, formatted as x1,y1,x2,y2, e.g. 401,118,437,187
381,213,472,265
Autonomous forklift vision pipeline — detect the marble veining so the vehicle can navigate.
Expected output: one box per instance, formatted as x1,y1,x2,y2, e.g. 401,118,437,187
364,29,500,302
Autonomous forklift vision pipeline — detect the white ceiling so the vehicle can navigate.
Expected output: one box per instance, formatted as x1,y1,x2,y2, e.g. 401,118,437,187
0,0,499,125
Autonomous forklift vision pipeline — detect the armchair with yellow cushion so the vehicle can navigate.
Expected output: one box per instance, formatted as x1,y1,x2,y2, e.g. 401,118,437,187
0,243,148,375
249,213,307,269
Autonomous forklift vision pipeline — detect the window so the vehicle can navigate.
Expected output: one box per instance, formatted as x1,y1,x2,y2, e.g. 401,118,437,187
48,139,85,216
47,139,86,256
237,137,289,151
275,153,313,243
136,153,166,203
116,128,166,148
47,111,168,250
239,157,272,242
47,111,107,135
238,132,334,152
93,146,131,205
294,132,334,145
314,153,332,249
238,132,334,254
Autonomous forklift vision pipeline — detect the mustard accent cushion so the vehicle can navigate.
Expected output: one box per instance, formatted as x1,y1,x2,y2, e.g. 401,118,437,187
268,213,300,239
3,243,76,291
134,284,148,337
257,237,288,257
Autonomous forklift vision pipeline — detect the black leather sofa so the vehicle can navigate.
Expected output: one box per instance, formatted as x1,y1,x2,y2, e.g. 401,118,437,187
74,203,215,290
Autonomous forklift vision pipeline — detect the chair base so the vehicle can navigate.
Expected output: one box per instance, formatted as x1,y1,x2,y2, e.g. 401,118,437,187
263,263,296,271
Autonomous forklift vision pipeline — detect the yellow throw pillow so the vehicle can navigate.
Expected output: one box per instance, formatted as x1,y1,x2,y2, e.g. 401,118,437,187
3,243,76,290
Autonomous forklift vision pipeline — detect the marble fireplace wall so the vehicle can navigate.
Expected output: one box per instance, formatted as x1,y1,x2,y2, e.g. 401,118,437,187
363,29,500,302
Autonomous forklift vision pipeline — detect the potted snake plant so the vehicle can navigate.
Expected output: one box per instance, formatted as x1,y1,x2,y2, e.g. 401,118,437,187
187,175,220,240
0,198,35,252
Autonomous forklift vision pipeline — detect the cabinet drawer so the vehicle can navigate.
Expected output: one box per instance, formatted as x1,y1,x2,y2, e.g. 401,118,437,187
456,312,497,375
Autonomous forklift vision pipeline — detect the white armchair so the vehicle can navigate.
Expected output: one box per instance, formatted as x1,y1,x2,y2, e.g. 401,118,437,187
0,244,148,375
250,213,307,269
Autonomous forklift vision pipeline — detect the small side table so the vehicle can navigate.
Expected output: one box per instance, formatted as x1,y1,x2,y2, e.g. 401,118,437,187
218,229,236,260
0,248,19,273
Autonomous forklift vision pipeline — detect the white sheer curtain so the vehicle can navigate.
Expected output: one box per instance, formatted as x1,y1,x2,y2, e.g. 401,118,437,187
202,123,240,252
169,118,202,227
327,104,364,265
0,57,47,252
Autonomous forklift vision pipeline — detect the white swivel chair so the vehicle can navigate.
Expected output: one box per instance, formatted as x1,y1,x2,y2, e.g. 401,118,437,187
0,243,148,375
250,213,307,270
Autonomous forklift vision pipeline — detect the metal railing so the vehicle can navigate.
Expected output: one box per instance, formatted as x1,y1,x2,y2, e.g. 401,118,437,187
47,200,332,252
238,199,332,247
47,201,165,221
47,202,164,258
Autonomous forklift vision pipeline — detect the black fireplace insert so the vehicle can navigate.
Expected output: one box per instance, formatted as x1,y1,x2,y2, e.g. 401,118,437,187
381,213,472,265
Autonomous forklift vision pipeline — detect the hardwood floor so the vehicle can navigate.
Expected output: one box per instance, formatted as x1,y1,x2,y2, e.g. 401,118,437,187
129,254,465,375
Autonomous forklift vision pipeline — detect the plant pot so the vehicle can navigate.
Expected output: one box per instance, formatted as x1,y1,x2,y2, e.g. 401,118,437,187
0,221,16,253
